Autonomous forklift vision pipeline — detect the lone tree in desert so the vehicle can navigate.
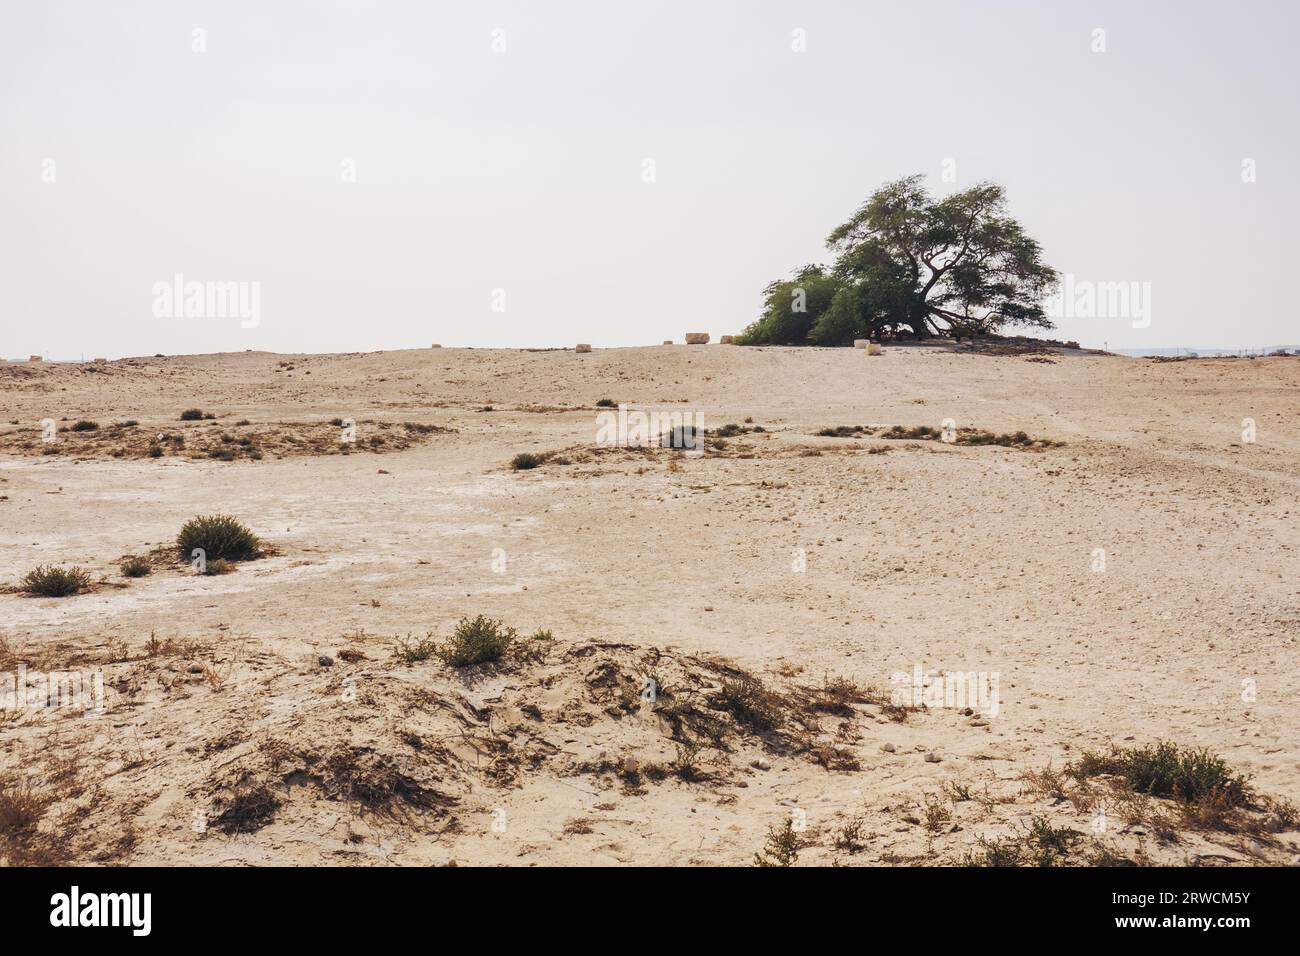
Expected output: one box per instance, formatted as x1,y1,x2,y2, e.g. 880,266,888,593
736,175,1059,345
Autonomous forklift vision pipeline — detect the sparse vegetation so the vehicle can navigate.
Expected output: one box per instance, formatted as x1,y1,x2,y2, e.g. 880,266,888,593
180,408,205,421
880,424,944,440
812,423,1061,448
962,816,1083,867
671,740,704,780
20,565,93,597
70,420,98,432
717,674,784,732
1069,741,1251,809
711,422,762,438
661,424,701,450
120,556,151,578
923,793,952,832
394,634,439,664
595,398,617,408
176,514,261,561
511,452,550,470
0,778,63,866
428,616,517,667
753,818,800,867
211,783,281,835
817,424,872,437
835,816,867,853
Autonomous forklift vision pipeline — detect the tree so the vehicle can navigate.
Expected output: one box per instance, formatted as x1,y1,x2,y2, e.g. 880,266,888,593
733,265,841,345
737,175,1058,345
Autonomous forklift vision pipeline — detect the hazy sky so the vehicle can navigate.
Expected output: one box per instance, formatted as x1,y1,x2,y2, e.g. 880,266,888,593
2,0,1296,358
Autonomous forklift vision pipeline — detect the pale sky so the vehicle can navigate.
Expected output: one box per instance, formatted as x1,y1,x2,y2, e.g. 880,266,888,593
2,0,1296,359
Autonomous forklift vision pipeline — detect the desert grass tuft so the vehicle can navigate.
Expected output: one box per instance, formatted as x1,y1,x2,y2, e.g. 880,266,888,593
717,674,784,732
176,514,261,561
436,615,516,666
753,818,800,867
510,452,550,470
20,565,92,597
119,556,151,578
1068,741,1250,808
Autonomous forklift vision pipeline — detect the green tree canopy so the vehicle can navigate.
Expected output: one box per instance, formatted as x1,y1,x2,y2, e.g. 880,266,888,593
737,175,1058,345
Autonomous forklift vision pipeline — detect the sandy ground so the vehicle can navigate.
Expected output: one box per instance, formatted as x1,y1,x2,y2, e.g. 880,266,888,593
1,344,1297,866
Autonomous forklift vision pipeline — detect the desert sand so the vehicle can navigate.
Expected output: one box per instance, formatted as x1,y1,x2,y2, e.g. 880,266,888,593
1,344,1297,866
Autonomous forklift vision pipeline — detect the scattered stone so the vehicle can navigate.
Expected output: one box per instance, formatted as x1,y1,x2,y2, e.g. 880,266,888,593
751,757,771,770
924,751,942,763
684,333,709,345
575,344,592,353
853,339,869,349
881,742,896,753
318,655,334,667
720,335,735,344
622,756,638,775
662,340,673,345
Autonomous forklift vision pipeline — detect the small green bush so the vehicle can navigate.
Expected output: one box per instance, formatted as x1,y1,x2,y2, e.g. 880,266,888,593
179,408,204,421
70,420,98,432
20,565,93,597
395,635,439,664
176,514,261,561
753,819,799,867
595,398,617,408
1071,741,1250,807
436,616,516,667
120,556,151,578
881,424,942,440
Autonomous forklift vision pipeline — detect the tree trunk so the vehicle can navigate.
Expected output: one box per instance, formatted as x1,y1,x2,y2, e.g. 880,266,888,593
907,305,932,338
